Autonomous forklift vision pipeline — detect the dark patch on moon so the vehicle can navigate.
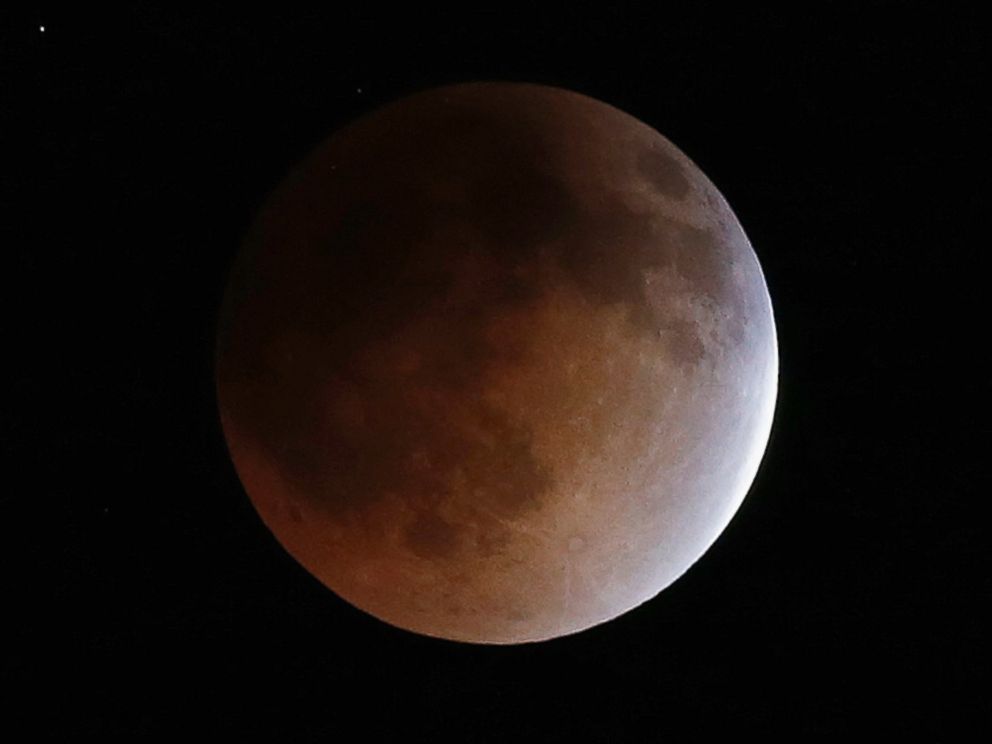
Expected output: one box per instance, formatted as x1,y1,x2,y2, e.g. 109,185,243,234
659,319,707,367
405,511,461,559
636,146,691,200
475,524,514,558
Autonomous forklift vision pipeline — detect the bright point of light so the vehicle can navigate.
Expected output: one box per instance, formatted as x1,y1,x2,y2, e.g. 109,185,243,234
40,26,45,32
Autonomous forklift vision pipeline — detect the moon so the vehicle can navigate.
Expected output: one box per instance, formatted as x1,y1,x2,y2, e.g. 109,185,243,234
215,82,777,644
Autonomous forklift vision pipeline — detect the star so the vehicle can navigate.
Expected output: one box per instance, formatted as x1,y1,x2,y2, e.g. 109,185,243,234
40,25,46,33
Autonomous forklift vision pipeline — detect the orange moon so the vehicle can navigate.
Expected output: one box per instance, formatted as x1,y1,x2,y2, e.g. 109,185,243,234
215,82,777,644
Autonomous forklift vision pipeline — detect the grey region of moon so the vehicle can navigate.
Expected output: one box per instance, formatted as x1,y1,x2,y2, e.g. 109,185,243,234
215,82,778,644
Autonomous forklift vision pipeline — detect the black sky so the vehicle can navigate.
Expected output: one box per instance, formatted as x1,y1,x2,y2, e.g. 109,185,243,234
7,5,986,738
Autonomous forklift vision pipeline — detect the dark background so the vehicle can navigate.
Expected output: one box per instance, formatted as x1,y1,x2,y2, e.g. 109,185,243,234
6,4,985,737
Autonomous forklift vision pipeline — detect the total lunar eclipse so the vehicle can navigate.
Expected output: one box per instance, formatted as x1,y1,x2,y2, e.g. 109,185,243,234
215,82,778,644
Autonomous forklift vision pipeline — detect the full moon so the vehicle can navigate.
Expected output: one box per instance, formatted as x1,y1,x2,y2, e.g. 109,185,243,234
215,82,777,644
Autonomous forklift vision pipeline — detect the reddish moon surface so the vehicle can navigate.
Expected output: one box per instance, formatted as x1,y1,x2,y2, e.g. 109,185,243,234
215,82,777,644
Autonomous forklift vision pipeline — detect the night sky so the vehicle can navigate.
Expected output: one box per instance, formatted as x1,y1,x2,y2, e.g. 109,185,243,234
8,5,985,737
